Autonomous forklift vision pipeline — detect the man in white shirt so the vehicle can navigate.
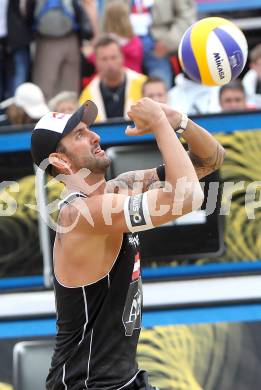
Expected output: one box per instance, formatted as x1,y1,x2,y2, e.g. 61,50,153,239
168,73,220,115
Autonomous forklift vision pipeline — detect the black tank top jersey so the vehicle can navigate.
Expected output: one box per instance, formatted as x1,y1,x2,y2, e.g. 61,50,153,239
46,192,143,390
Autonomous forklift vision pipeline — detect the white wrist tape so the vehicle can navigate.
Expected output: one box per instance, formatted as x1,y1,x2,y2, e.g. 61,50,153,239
124,192,154,233
174,112,189,134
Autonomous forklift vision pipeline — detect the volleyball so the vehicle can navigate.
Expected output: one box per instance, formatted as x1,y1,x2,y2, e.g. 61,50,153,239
178,17,248,86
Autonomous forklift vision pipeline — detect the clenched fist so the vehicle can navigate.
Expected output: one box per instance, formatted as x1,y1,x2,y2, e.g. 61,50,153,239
126,98,167,136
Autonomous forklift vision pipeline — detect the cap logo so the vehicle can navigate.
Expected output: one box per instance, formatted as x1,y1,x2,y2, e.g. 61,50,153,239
52,112,66,119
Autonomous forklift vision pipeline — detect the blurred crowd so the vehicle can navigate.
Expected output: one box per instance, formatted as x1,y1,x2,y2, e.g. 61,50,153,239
0,0,261,127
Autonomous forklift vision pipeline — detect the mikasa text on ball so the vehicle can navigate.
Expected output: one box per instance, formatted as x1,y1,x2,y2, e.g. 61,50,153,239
178,17,248,86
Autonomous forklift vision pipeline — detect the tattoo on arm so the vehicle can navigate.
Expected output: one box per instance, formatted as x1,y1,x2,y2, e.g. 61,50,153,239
108,143,225,191
108,169,163,193
115,171,141,190
188,144,225,178
142,172,163,191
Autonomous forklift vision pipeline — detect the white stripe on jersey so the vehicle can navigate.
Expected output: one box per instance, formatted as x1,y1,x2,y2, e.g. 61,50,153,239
62,363,68,390
116,370,141,389
78,287,88,345
85,328,94,388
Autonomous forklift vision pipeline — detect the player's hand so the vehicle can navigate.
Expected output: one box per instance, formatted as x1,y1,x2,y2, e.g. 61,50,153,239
125,123,150,136
158,103,183,129
126,98,166,136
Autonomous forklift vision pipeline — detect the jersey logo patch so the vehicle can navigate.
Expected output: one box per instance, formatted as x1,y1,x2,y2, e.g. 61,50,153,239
122,278,142,337
128,234,140,248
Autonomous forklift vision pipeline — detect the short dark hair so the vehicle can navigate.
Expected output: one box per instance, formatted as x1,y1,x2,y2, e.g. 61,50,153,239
142,77,167,96
94,34,121,52
219,80,245,100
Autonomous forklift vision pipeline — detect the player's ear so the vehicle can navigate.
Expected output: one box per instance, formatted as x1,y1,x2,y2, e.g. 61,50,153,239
49,152,71,173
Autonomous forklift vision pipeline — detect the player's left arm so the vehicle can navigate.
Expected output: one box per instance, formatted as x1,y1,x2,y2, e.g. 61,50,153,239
181,119,226,179
106,169,161,195
107,106,226,194
159,104,226,180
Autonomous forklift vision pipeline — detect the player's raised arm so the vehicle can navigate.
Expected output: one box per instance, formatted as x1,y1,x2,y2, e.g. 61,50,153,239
107,103,225,194
159,103,226,179
63,98,204,234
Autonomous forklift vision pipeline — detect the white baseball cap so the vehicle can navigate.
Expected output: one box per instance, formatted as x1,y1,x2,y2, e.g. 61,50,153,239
0,83,49,119
31,100,98,171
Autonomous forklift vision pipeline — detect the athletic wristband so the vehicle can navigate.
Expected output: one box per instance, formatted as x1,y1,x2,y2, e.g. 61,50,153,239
124,193,154,233
173,112,188,134
156,165,166,182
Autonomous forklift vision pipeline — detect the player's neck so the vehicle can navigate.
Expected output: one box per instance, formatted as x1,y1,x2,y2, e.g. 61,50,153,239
66,174,106,197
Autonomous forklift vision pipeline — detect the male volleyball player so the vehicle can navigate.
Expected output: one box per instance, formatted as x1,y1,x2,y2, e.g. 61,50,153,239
31,98,225,389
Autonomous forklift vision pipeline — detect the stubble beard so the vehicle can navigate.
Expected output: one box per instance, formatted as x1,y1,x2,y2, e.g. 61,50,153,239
78,154,111,174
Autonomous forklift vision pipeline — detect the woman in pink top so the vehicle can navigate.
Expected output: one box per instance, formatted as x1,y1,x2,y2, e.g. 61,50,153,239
103,1,143,73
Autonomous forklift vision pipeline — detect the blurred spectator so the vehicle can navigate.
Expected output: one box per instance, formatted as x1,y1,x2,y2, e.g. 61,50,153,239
48,91,79,113
0,82,49,125
219,80,249,112
25,0,94,100
104,0,197,89
168,72,220,115
103,1,143,73
82,0,99,38
142,76,167,103
0,0,31,100
79,35,146,121
242,44,261,108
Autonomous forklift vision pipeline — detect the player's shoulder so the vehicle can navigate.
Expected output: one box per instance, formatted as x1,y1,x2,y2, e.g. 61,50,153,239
58,200,79,229
58,194,108,228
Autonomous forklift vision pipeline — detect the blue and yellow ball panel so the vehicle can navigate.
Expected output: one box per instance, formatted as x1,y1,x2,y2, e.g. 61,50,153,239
214,27,245,80
179,17,248,86
179,26,201,83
